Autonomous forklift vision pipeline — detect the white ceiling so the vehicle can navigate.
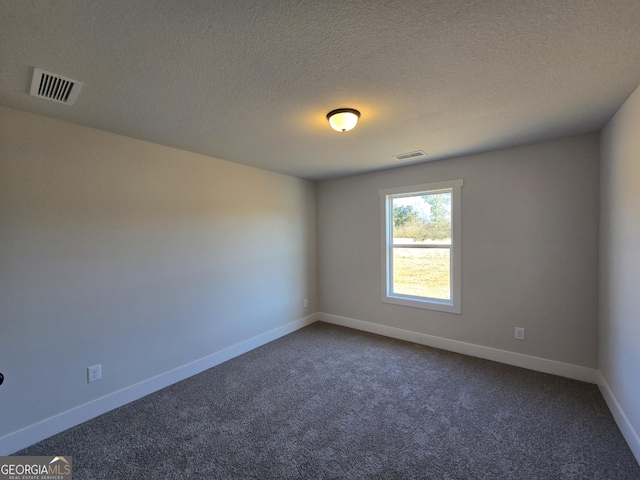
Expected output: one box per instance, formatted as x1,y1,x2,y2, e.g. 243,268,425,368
1,1,639,180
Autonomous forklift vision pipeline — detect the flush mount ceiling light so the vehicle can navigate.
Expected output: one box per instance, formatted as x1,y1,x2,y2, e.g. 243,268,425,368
327,108,360,132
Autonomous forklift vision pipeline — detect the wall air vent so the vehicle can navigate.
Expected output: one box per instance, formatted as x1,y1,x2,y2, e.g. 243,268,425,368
392,150,427,161
30,68,83,105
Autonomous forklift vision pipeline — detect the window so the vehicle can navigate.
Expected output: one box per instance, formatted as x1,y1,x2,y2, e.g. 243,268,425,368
380,179,463,313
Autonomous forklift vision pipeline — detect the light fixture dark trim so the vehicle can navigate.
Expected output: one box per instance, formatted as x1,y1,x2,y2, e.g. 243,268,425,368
326,108,361,121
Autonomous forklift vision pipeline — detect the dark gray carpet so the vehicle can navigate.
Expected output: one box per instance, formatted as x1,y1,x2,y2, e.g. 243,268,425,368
17,322,640,479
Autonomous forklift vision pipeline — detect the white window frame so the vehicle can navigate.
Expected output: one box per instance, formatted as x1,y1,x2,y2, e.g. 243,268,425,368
379,179,463,314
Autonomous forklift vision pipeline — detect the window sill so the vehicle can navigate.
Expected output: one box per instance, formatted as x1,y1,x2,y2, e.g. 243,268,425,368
382,294,461,314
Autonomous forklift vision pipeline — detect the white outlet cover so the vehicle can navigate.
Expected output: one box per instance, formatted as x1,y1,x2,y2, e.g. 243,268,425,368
88,364,102,383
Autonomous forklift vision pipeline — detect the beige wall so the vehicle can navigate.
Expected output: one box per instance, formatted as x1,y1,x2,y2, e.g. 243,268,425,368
600,84,640,453
318,134,600,368
0,106,317,441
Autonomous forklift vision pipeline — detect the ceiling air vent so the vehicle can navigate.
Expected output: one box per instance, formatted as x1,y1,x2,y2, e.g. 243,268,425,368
30,68,83,105
392,150,427,161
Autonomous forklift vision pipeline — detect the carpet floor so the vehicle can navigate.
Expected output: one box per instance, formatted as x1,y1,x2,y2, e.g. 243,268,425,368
17,322,640,479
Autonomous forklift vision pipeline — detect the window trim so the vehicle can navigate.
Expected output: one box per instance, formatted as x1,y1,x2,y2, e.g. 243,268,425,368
379,179,463,314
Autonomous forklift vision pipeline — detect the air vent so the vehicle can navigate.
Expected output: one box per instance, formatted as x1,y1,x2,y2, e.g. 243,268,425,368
392,150,427,161
30,68,83,105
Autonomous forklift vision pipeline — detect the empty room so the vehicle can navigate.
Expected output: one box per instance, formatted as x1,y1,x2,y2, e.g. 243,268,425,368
1,1,639,478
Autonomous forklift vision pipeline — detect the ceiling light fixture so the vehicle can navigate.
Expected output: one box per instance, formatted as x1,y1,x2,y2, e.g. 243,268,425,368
327,108,360,132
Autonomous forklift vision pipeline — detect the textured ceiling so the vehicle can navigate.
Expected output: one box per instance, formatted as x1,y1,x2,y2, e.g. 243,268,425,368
1,1,639,179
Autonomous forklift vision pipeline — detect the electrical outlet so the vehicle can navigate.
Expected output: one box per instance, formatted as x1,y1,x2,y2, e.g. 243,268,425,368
87,364,102,383
304,299,308,308
515,327,525,341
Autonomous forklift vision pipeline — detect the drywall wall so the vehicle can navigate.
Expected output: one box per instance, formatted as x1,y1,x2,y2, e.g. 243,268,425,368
317,135,599,369
599,84,640,460
0,106,317,451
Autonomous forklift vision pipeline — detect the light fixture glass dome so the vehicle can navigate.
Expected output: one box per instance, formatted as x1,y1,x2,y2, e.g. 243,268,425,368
327,108,360,132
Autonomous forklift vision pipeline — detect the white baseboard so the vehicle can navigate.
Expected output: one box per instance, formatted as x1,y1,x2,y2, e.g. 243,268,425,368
0,314,319,455
8,313,632,463
597,372,640,465
318,313,598,384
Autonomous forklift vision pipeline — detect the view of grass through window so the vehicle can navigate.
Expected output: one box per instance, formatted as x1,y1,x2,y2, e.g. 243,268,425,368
392,191,452,300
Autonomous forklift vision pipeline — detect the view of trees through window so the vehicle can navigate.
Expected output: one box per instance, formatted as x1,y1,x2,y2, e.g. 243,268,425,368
393,192,451,243
391,191,452,300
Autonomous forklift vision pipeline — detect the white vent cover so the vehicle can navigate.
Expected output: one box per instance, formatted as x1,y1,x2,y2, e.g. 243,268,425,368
30,68,83,105
393,150,427,161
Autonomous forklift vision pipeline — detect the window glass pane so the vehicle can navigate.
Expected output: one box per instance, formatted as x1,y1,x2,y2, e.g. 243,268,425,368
392,191,452,246
392,247,450,300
